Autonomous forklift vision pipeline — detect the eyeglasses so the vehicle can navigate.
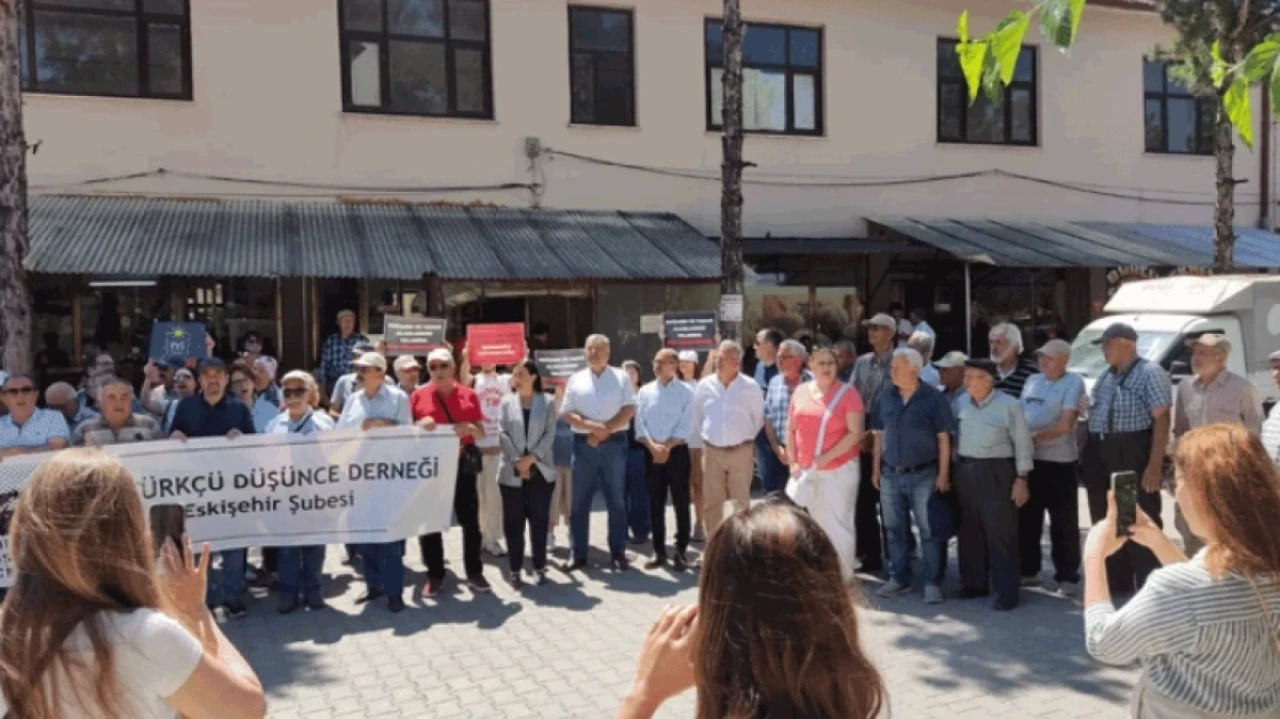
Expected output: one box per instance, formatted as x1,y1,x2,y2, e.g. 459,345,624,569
282,388,307,398
428,364,450,371
356,367,383,375
3,387,35,396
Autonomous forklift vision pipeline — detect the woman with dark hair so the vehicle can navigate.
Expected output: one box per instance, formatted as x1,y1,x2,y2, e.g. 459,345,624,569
619,498,885,719
0,449,266,719
1085,423,1280,718
497,359,558,587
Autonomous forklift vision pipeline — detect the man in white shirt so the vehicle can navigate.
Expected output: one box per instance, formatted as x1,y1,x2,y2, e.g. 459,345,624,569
559,334,638,572
636,348,696,571
694,340,765,536
472,363,513,557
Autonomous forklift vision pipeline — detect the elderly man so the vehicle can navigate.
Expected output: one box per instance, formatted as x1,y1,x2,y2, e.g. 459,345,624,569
909,331,940,387
559,335,638,572
327,341,380,419
762,339,812,494
72,377,163,445
169,357,256,618
694,340,765,536
989,323,1039,398
76,352,117,412
834,339,857,383
394,354,421,394
45,381,97,433
1018,339,1086,594
338,351,414,611
317,309,370,398
635,348,696,571
1172,333,1261,556
1083,322,1172,594
934,351,969,415
0,374,70,457
872,348,953,604
852,312,898,572
955,358,1033,611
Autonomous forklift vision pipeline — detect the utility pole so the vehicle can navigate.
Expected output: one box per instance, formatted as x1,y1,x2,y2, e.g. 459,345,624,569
718,0,745,341
0,0,31,374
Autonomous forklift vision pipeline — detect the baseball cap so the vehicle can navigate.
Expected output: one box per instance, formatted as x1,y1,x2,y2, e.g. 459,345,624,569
426,348,454,365
963,358,999,378
197,357,226,373
933,351,968,369
1270,349,1280,364
393,354,421,373
1187,332,1231,350
1091,323,1138,344
351,341,376,357
862,313,896,330
1036,339,1073,357
677,350,699,363
352,352,387,372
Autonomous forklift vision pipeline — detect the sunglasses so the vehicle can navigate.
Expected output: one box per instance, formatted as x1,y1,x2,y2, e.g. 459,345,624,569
3,387,35,396
283,388,308,398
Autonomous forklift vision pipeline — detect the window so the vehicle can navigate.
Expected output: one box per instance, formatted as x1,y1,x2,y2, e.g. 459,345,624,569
17,0,191,99
568,7,634,126
705,19,823,136
1144,60,1215,155
937,39,1036,146
339,0,492,118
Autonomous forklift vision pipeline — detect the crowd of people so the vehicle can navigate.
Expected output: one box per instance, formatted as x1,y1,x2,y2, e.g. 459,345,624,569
1,305,1278,718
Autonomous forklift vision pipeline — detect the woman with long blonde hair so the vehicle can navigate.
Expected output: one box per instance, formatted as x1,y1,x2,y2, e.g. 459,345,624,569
0,449,266,719
619,498,885,719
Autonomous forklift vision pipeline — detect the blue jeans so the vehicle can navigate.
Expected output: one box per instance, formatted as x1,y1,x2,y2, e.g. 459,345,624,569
357,541,405,598
625,445,650,541
881,466,942,587
207,549,246,605
277,545,326,601
570,433,627,561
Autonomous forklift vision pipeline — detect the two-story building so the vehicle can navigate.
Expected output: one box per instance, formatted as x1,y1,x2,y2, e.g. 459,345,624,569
19,0,1280,380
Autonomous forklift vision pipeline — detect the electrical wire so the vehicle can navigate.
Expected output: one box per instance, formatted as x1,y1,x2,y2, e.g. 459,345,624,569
30,167,535,194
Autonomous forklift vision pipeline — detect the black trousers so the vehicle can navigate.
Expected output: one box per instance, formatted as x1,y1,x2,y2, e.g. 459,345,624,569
420,467,484,581
261,547,278,574
1018,460,1082,583
646,445,692,558
1082,431,1162,594
500,469,553,574
955,457,1020,607
856,452,884,571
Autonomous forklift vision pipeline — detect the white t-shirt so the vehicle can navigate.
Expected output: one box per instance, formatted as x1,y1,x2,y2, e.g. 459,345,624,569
0,608,203,719
473,372,512,449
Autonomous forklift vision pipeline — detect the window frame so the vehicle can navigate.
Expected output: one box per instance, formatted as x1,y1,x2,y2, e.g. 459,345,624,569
566,5,636,127
703,18,825,137
337,0,495,120
936,38,1038,147
19,0,193,101
1143,59,1215,156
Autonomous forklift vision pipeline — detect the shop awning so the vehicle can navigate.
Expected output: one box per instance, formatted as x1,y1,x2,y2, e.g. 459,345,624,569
26,195,722,282
867,217,1280,268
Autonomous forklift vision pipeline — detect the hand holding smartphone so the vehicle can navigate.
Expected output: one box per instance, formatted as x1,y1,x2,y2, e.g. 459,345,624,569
1112,471,1138,537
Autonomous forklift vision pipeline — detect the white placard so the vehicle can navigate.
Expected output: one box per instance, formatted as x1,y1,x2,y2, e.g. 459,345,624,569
720,294,744,322
640,314,663,334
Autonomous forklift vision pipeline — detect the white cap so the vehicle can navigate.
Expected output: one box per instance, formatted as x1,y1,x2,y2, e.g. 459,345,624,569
352,352,387,372
862,313,896,330
393,354,420,372
933,351,968,369
426,348,454,365
1035,339,1073,357
677,350,698,363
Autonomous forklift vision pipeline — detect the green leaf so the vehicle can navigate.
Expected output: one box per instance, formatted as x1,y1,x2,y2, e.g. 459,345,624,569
956,40,988,103
1211,41,1227,88
1241,40,1280,83
991,11,1031,84
1271,63,1280,117
957,11,969,44
1041,0,1086,49
1225,76,1253,148
981,52,1004,104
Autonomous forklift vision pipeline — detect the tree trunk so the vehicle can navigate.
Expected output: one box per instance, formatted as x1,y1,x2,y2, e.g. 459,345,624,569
0,0,31,375
719,0,745,341
1212,99,1236,272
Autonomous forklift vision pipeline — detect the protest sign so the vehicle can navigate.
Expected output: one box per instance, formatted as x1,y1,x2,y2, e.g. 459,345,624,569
384,317,447,356
0,427,459,587
148,322,208,362
534,349,587,388
467,323,526,366
663,311,718,351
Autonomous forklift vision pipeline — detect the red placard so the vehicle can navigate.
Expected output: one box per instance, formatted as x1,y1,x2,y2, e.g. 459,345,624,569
466,323,527,366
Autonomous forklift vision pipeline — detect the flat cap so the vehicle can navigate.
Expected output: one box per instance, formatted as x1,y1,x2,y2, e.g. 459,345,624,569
964,358,999,378
1091,323,1138,344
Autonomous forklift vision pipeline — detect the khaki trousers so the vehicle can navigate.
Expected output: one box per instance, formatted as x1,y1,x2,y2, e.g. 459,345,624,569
478,452,504,549
702,443,755,536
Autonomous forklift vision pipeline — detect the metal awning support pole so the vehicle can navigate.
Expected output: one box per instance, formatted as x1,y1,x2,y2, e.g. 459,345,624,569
964,262,973,355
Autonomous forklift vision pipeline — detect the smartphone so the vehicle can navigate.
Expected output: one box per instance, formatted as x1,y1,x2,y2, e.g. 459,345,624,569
149,503,186,559
1112,471,1138,537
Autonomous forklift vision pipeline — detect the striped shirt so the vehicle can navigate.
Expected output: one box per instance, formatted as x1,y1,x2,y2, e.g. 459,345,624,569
1085,552,1280,715
994,358,1039,398
763,371,811,446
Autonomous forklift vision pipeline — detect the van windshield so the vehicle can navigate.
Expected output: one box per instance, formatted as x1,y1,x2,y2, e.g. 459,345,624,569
1068,330,1178,378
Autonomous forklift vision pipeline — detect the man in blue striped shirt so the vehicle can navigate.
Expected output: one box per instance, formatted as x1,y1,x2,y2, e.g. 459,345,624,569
317,309,369,399
762,340,811,495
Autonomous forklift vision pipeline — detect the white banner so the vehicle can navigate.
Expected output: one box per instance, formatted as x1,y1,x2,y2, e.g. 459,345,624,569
0,426,459,587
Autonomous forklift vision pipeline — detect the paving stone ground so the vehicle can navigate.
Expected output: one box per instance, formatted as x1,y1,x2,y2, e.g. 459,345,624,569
225,488,1164,718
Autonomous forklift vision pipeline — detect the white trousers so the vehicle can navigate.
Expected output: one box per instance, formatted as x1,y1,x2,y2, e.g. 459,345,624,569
478,453,504,548
794,461,861,581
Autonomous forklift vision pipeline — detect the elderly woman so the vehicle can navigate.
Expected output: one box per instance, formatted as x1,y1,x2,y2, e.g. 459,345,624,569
263,370,335,613
497,359,558,587
787,346,866,581
1085,424,1280,718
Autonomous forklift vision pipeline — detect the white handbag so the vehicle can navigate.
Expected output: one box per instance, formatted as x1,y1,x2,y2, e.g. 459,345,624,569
786,383,851,508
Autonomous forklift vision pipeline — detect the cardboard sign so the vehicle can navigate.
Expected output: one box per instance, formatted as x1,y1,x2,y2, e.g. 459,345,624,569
720,294,744,323
148,322,207,363
467,323,527,366
534,349,587,388
384,317,447,356
663,312,718,351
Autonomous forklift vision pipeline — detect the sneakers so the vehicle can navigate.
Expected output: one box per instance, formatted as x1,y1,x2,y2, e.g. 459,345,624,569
1057,580,1080,597
223,600,249,619
923,585,945,604
421,577,444,599
483,542,507,558
876,580,912,598
467,575,493,593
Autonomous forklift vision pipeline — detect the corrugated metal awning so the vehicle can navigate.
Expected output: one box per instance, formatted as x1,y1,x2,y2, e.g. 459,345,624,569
26,196,722,282
867,217,1280,268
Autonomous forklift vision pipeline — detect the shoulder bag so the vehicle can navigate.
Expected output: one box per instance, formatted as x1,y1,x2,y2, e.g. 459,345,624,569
786,382,851,508
437,392,484,475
